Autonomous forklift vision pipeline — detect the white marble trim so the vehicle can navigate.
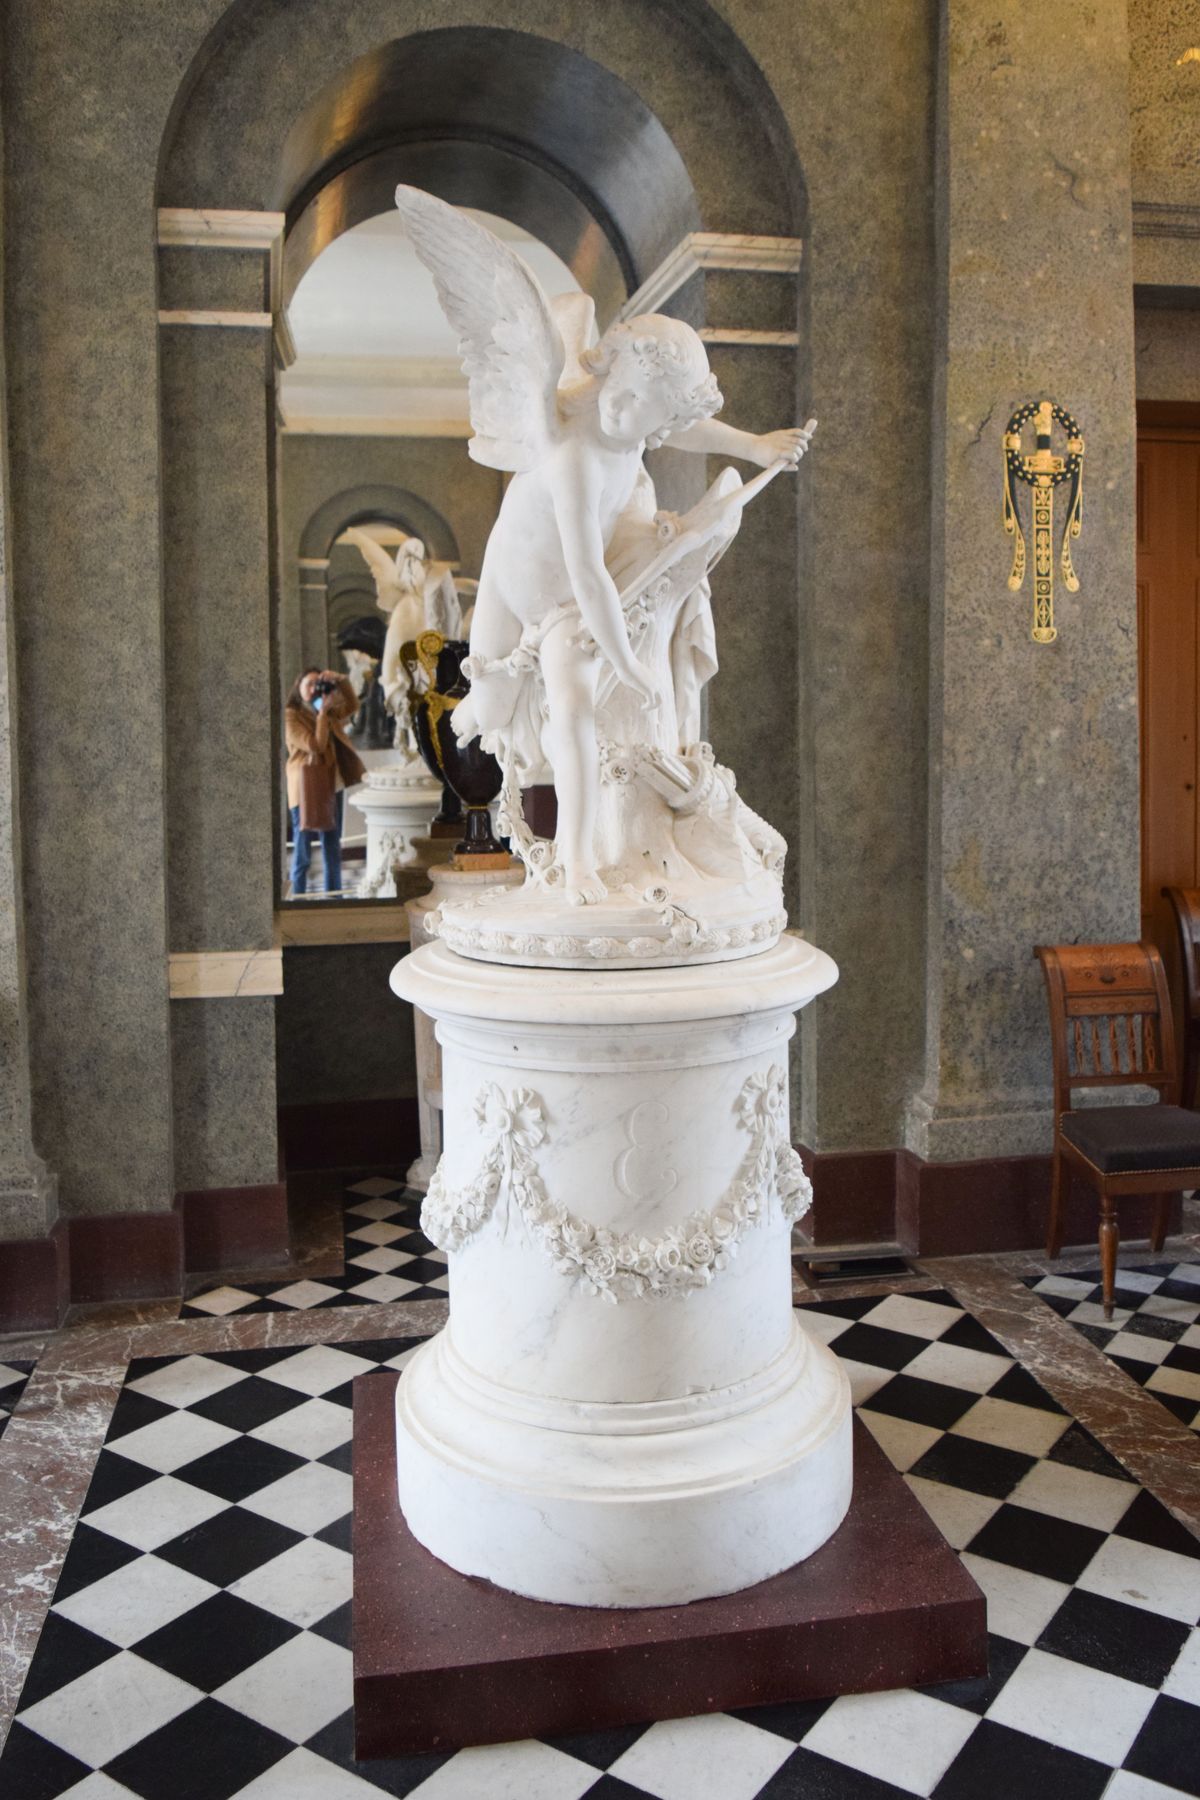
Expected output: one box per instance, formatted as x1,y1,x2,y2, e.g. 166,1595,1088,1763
621,232,803,318
157,309,273,331
167,948,283,999
156,208,284,250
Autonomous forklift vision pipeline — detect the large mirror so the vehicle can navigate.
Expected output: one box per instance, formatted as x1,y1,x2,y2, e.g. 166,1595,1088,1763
276,208,581,900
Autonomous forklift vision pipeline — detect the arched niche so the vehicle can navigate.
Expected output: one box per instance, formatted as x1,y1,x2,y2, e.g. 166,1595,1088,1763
299,484,461,564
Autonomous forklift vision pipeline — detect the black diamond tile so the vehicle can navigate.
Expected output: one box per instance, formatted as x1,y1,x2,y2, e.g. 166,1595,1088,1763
931,1719,1109,1799
80,1447,160,1513
921,1632,1027,1715
304,1708,455,1797
1159,1277,1200,1303
758,1745,913,1797
0,1720,91,1799
205,1347,310,1376
156,1505,304,1587
310,1598,353,1648
189,1375,310,1434
860,1373,978,1432
1147,1388,1200,1427
1166,1343,1200,1377
1046,1422,1135,1482
728,1695,834,1741
828,1322,928,1371
104,1387,176,1443
582,1780,663,1799
314,1511,354,1555
938,1312,1011,1358
1124,1311,1190,1344
1037,1587,1189,1688
1038,1292,1087,1320
133,1590,300,1690
52,1521,142,1602
125,1353,178,1385
909,1432,1036,1500
17,1611,119,1710
318,1438,354,1475
986,1364,1066,1413
321,1379,361,1410
1123,1694,1200,1796
106,1697,292,1800
805,1294,888,1322
1113,1487,1200,1559
545,1722,653,1768
329,1337,421,1365
175,1436,307,1503
965,1504,1107,1584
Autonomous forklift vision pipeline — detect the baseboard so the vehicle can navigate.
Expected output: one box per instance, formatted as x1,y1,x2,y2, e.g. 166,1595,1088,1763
800,1145,1183,1258
277,1096,419,1172
67,1211,184,1305
177,1181,290,1274
0,1220,70,1332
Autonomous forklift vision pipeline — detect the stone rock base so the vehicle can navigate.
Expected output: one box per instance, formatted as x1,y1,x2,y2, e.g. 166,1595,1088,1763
352,1372,987,1759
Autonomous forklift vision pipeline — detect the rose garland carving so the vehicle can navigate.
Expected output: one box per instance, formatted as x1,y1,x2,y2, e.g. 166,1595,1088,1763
421,1066,811,1302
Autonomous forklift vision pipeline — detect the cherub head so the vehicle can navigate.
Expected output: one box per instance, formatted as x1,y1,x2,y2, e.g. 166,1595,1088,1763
581,315,722,449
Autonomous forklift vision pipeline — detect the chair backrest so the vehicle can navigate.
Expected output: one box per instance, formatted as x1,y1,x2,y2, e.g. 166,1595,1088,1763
1162,887,1200,1032
1034,941,1179,1116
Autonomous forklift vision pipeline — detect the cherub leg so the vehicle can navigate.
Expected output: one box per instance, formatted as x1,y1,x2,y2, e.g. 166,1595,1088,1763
460,567,524,739
540,617,605,904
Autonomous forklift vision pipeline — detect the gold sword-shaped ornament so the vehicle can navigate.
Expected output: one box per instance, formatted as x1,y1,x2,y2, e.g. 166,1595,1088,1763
1002,399,1085,644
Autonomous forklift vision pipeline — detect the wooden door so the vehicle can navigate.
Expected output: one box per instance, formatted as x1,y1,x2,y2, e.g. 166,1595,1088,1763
1138,428,1200,952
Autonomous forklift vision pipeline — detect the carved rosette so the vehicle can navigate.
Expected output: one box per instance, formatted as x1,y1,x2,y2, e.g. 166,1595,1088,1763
420,1065,811,1302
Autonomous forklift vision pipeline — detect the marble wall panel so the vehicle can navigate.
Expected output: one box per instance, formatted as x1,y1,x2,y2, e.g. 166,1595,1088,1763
275,945,417,1107
1136,306,1200,399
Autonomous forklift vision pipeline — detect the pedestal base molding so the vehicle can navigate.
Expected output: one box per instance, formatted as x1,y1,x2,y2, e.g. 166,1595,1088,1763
353,1373,986,1757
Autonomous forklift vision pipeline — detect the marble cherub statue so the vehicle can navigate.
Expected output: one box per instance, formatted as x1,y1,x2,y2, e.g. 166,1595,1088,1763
394,184,814,962
344,528,463,756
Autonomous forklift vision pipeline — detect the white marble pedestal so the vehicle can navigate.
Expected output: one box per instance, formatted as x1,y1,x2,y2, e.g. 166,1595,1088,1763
351,766,443,898
390,932,851,1608
403,860,525,1193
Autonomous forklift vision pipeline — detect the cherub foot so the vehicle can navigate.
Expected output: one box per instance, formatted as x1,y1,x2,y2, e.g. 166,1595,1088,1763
564,870,607,906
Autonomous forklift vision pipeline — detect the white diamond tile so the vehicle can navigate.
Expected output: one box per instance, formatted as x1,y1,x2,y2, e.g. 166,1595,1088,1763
269,1281,344,1311
950,1396,1070,1458
249,1397,353,1462
184,1287,260,1317
18,1651,199,1766
902,1340,1011,1394
1103,1330,1174,1366
126,1355,247,1409
904,1476,1001,1550
412,1738,614,1800
258,1345,379,1397
239,1462,354,1536
1077,1535,1200,1624
858,1294,962,1341
349,1274,422,1303
1007,1460,1138,1534
346,1247,416,1274
82,1475,229,1552
958,1554,1072,1646
985,1645,1157,1766
107,1409,239,1475
609,1713,794,1800
858,1410,942,1472
801,1688,977,1796
234,1746,382,1797
1163,1628,1200,1704
54,1554,217,1648
345,1178,404,1198
1145,1363,1200,1403
345,1221,408,1247
214,1632,353,1741
229,1537,353,1629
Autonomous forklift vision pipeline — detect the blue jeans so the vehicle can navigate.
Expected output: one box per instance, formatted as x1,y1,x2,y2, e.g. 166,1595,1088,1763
290,792,344,894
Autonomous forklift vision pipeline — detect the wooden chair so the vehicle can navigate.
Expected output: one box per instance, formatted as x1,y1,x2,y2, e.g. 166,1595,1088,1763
1162,886,1200,1111
1034,941,1193,1318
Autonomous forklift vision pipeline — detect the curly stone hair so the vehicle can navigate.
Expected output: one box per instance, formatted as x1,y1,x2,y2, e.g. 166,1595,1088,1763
581,314,723,448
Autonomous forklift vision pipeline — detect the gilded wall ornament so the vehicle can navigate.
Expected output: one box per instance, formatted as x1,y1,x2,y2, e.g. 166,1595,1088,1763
1002,399,1085,645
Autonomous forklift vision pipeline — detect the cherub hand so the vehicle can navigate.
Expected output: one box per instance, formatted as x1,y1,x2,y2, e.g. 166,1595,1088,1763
618,660,660,712
753,420,817,469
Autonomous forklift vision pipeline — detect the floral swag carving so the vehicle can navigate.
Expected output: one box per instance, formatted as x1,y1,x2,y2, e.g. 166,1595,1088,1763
420,1067,812,1301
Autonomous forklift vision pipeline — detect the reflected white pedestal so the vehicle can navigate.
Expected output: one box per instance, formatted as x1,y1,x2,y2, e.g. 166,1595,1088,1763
403,861,524,1193
351,767,443,898
390,933,851,1608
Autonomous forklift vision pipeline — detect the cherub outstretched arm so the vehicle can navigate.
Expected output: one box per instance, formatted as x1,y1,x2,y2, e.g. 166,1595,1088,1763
549,444,656,704
665,417,817,469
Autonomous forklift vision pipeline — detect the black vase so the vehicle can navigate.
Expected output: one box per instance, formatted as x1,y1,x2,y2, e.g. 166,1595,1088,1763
412,632,505,857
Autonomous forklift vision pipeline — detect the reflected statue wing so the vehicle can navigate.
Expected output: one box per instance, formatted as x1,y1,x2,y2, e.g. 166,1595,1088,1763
394,185,565,473
344,527,401,613
424,565,464,637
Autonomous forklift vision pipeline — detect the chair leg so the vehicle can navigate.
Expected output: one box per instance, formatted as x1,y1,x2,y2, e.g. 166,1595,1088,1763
1150,1193,1171,1255
1099,1195,1120,1320
1046,1150,1066,1260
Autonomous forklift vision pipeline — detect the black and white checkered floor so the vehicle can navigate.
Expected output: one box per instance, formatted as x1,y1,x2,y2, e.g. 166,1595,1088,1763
0,1358,34,1440
4,1288,1200,1798
182,1180,450,1319
1025,1260,1200,1436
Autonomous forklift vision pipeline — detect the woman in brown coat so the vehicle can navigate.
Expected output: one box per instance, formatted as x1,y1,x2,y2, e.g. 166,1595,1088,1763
285,668,366,894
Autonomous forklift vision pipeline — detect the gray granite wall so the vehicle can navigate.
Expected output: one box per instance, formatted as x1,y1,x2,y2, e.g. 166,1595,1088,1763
0,0,1154,1219
276,946,417,1107
910,0,1140,1162
1129,0,1200,207
171,999,279,1191
1136,308,1200,400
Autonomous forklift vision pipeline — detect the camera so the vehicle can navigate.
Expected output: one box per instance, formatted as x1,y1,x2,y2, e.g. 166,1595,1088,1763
312,676,337,699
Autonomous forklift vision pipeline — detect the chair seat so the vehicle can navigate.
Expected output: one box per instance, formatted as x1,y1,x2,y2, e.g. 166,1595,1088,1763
1060,1104,1200,1174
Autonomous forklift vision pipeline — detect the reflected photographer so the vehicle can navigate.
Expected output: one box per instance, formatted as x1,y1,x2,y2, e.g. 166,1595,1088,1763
284,666,365,894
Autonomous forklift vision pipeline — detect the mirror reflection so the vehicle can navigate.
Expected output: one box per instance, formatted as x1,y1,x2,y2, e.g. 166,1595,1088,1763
277,209,580,899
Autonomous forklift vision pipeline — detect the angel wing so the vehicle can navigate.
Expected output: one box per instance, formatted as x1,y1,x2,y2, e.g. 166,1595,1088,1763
423,565,463,638
344,527,401,614
394,185,565,473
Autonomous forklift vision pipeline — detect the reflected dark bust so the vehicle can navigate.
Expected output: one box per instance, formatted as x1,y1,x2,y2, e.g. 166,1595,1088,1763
412,631,506,858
